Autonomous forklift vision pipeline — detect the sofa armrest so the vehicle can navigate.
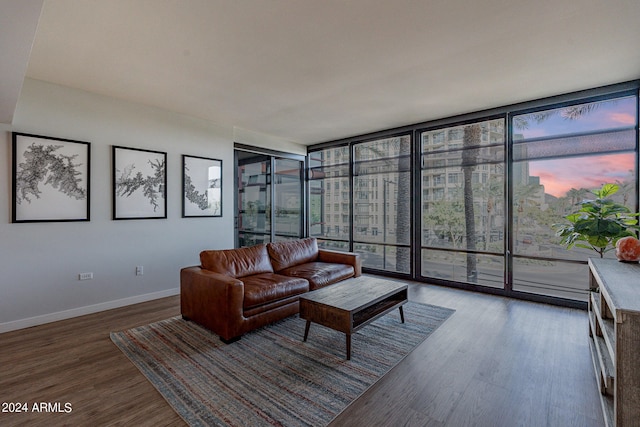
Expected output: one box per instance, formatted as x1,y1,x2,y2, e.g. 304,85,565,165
318,249,362,277
180,266,245,340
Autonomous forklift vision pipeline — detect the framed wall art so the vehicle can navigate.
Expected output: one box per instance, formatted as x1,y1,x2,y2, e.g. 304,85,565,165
12,132,91,223
112,146,167,220
182,155,222,217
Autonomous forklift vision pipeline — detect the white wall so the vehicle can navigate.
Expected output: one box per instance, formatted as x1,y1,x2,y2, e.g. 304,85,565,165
0,79,304,332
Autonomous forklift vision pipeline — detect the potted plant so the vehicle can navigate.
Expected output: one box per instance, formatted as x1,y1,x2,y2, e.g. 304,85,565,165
554,183,640,258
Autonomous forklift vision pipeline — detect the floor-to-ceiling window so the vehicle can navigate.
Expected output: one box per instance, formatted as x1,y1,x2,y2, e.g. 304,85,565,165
237,152,271,247
419,118,505,288
307,82,639,306
308,137,412,273
274,158,305,242
510,95,638,301
235,147,304,247
308,145,351,251
353,135,411,273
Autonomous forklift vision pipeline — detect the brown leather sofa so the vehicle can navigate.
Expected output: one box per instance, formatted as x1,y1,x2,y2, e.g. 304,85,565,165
180,237,361,342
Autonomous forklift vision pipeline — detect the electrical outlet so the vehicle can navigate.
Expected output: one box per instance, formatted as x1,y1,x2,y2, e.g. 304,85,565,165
136,266,143,276
79,272,93,281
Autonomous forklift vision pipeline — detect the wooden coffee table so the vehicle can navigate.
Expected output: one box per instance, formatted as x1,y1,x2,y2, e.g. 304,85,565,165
299,276,408,360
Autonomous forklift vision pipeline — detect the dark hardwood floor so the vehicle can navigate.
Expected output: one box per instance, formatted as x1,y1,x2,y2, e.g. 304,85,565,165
0,279,604,427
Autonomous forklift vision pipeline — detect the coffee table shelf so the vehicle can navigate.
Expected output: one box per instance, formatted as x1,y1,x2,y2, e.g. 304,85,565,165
352,294,406,328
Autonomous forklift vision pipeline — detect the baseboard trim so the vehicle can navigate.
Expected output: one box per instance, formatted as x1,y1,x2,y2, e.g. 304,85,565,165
0,288,179,334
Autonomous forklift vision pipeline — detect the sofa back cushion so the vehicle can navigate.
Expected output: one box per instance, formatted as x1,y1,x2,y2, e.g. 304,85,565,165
267,237,319,272
200,244,273,278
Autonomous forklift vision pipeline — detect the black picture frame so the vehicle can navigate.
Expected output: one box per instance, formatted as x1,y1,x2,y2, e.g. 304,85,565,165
112,146,167,220
182,155,222,217
12,132,91,223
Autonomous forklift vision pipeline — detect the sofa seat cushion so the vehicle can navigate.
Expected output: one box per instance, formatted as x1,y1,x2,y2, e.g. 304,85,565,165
242,273,309,309
279,262,355,290
243,294,300,318
267,237,319,272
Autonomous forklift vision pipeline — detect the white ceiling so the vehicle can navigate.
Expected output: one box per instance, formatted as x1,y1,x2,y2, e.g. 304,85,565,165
4,0,640,144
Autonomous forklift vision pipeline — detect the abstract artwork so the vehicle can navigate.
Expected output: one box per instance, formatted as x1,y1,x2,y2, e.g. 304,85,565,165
112,146,167,219
12,132,90,223
182,155,222,217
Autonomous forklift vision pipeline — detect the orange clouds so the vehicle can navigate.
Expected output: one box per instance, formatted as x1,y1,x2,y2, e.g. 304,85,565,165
608,113,636,125
529,154,635,198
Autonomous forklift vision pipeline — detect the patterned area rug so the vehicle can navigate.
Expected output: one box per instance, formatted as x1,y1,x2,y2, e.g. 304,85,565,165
111,301,454,427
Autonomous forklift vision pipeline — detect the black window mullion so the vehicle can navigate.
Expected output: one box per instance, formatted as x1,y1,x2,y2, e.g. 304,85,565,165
505,113,514,292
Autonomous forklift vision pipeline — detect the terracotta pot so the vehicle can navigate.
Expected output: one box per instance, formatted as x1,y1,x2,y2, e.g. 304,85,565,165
615,236,640,262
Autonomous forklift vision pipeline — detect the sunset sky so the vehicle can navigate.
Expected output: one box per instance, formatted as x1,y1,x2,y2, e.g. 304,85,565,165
529,154,635,197
518,96,637,198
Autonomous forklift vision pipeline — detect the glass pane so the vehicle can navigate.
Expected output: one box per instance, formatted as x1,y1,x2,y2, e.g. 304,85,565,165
513,155,636,262
309,145,350,167
421,249,503,288
421,167,504,252
421,120,505,255
355,156,410,175
309,146,350,179
513,128,635,161
354,136,411,163
238,231,270,247
309,176,351,241
421,145,504,168
309,147,351,241
511,95,637,301
353,171,410,245
421,119,503,152
513,96,636,140
512,96,637,263
274,158,303,239
237,154,271,247
309,180,324,237
317,239,350,251
512,258,588,301
273,235,300,243
354,243,410,273
353,135,411,274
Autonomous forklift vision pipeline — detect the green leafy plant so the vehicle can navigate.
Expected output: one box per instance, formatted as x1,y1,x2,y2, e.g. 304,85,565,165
554,183,640,258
